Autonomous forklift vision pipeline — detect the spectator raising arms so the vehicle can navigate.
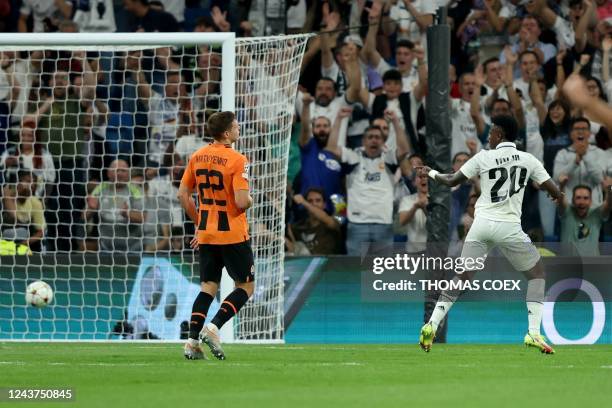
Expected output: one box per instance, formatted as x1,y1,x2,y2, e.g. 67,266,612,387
288,188,341,255
325,109,409,255
559,184,612,256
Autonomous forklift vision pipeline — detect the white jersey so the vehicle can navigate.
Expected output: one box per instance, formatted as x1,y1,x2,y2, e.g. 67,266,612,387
342,147,398,224
459,142,550,223
450,98,481,158
73,0,116,33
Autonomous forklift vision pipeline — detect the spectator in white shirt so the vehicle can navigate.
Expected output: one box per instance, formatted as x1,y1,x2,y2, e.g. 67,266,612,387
554,117,606,206
399,171,429,254
325,117,410,255
451,72,482,158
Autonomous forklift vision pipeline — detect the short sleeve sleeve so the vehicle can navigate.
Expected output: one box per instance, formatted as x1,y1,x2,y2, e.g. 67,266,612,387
450,98,460,115
529,155,551,184
180,158,196,190
232,155,249,191
459,152,482,179
341,147,360,164
383,150,398,165
295,90,304,117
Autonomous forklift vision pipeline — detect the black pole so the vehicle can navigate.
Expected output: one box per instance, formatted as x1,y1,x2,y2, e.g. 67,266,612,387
423,6,451,342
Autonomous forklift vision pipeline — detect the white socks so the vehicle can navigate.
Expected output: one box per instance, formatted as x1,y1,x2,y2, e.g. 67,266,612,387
526,278,545,336
429,301,454,333
428,275,464,332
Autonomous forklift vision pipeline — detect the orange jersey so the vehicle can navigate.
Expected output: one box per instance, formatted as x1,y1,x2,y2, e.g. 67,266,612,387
181,143,250,245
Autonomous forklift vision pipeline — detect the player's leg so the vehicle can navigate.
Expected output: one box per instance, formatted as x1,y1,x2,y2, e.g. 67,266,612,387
201,240,255,360
521,261,554,354
210,279,254,331
184,245,223,360
498,225,554,354
420,261,479,352
420,218,491,352
523,260,545,337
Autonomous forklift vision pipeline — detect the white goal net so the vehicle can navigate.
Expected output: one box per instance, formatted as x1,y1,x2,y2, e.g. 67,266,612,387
0,33,309,342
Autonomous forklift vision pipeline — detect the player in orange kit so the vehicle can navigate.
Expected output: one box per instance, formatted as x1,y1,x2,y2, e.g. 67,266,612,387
178,111,254,360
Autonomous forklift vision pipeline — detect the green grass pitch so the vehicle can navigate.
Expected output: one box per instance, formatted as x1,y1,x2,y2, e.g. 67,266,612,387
1,343,611,407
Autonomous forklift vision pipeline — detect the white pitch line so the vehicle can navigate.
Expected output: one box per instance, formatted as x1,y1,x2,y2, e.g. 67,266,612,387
313,362,364,366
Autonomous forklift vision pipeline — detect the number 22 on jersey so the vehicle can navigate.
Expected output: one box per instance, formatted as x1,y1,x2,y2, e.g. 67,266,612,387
196,168,230,231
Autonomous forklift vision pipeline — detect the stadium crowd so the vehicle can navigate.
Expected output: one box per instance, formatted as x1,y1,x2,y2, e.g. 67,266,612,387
0,0,611,258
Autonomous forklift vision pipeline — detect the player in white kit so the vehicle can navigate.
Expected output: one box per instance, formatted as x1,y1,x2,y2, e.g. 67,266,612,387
416,115,564,354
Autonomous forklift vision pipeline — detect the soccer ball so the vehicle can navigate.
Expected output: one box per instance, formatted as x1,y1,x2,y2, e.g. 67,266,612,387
25,281,54,308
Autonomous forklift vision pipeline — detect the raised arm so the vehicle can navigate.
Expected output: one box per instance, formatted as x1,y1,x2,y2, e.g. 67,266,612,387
471,65,487,136
74,51,98,103
136,52,152,104
529,77,547,126
574,0,595,54
385,108,411,160
293,194,340,231
416,166,468,188
363,0,383,68
504,72,526,130
325,107,353,159
380,0,397,36
555,48,567,99
563,74,612,130
403,0,433,32
601,185,612,214
483,0,506,33
603,38,612,84
299,93,314,147
344,50,366,105
300,37,322,75
34,96,55,121
302,0,318,32
320,11,341,73
412,44,428,103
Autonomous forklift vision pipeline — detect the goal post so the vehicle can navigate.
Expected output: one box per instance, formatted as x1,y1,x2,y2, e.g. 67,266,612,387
0,32,311,343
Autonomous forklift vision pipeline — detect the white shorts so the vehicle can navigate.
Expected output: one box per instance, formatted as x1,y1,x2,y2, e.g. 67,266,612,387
460,217,541,273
